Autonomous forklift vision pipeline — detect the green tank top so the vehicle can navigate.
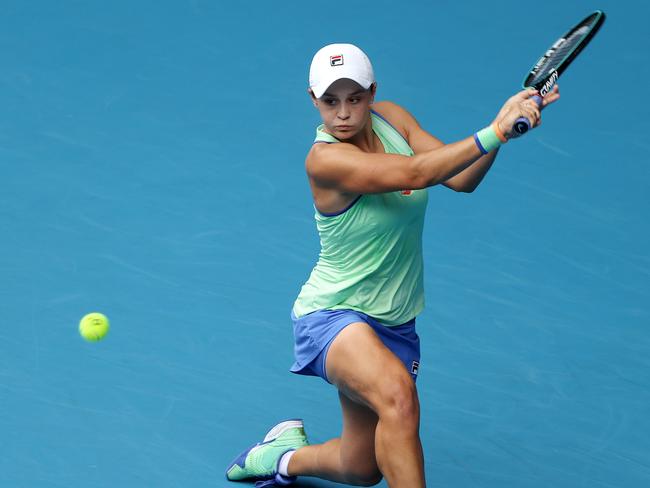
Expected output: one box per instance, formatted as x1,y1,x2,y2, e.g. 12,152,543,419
292,109,428,326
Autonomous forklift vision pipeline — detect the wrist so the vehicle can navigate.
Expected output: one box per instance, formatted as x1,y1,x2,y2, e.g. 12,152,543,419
493,121,507,142
473,122,507,155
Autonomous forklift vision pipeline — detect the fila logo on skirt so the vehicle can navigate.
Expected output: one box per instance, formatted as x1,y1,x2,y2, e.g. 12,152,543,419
411,361,419,375
330,55,344,66
401,190,412,196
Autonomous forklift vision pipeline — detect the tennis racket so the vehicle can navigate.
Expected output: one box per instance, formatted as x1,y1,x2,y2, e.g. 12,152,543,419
513,10,606,137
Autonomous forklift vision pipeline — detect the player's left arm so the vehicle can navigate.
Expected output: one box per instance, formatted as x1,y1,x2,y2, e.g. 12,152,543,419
408,124,498,194
374,90,560,193
373,101,491,192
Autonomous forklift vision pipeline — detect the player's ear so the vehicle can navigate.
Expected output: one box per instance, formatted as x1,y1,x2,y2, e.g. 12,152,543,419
369,83,377,103
308,88,318,107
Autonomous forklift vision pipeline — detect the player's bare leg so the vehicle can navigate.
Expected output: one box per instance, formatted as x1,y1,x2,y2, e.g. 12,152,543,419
287,389,382,485
288,322,425,487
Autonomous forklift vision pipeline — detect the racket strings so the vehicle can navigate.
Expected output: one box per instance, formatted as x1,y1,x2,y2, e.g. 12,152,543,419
527,16,600,88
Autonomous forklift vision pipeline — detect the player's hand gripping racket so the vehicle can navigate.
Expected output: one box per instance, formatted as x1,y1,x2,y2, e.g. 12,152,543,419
512,10,606,137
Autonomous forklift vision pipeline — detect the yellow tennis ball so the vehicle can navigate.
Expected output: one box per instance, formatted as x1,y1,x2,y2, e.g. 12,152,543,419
79,312,110,342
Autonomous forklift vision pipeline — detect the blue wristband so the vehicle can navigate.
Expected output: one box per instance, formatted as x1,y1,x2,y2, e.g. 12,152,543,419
473,132,488,155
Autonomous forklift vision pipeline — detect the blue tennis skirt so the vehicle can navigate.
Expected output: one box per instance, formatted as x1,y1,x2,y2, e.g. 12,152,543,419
290,309,421,384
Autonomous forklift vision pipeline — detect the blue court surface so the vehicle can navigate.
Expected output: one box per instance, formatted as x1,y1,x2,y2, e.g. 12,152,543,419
1,1,648,487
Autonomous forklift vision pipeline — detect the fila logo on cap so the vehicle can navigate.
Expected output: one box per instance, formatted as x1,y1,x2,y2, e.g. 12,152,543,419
330,54,344,66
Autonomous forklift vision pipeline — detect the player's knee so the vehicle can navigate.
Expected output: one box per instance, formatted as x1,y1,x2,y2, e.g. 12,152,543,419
352,473,383,486
344,466,383,486
376,372,419,426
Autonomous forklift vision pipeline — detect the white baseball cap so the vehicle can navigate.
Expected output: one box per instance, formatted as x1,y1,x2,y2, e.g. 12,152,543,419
309,43,375,98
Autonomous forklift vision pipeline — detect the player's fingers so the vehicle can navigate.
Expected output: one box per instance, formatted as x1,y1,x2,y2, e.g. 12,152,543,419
542,87,561,107
507,89,533,105
525,97,540,109
542,94,560,107
519,98,540,116
517,88,539,100
521,105,540,127
532,108,541,127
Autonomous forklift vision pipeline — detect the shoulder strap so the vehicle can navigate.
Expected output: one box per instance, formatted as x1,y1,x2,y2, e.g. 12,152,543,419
370,110,414,156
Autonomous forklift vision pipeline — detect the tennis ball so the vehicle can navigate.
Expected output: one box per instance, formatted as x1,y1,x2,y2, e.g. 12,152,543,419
79,312,110,342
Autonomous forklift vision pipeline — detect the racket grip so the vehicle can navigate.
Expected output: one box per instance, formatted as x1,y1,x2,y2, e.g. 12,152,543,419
512,95,543,137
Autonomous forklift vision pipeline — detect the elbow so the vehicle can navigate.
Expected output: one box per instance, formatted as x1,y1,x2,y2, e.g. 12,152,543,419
408,164,430,190
409,156,439,189
446,181,476,193
412,174,430,190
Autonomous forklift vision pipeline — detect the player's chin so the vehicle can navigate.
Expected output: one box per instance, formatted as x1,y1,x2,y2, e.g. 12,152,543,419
332,126,358,139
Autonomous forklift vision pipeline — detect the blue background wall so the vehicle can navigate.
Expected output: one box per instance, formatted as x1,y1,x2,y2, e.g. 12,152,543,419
1,1,648,486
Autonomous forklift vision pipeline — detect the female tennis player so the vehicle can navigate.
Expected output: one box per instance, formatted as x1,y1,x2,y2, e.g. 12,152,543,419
226,44,560,487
